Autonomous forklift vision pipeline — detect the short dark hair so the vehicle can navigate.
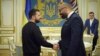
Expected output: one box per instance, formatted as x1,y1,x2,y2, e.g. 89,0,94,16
29,9,40,19
89,12,94,14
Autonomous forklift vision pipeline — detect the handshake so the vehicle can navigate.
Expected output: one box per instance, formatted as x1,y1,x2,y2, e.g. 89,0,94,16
52,44,59,50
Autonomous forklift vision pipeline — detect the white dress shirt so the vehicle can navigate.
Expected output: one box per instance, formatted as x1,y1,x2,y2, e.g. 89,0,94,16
89,18,94,34
90,19,94,27
67,11,74,18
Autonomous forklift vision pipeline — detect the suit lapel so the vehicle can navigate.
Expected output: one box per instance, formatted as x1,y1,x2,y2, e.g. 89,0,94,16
61,12,76,35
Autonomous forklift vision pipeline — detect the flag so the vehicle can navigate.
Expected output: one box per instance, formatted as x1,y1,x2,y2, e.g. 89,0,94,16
23,0,37,25
23,0,79,26
63,0,79,13
70,0,79,13
23,0,65,27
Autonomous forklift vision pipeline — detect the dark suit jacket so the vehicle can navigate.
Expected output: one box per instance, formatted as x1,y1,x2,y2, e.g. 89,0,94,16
59,13,86,56
84,19,99,36
22,22,53,55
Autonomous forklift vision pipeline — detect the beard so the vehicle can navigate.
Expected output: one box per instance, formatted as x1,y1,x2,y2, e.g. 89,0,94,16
35,16,40,23
35,20,40,23
60,13,68,19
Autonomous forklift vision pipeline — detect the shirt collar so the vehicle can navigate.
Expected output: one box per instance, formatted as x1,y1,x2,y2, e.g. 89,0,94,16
90,18,94,20
67,11,74,18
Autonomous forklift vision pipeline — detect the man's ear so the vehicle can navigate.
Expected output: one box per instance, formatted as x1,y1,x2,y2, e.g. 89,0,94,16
32,15,35,19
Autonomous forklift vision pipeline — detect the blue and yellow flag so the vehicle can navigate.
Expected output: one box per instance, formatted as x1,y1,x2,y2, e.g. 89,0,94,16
25,0,37,19
23,0,37,25
23,0,78,27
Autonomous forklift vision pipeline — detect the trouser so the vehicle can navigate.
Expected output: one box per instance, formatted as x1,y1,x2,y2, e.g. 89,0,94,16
92,35,98,51
59,46,68,56
57,49,62,56
61,48,68,56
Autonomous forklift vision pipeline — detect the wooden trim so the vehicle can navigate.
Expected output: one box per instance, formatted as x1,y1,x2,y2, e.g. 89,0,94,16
0,0,1,27
0,28,14,31
0,34,14,37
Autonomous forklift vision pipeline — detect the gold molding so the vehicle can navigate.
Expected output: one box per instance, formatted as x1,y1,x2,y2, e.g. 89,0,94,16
77,0,82,17
89,0,98,2
97,0,100,20
0,27,15,34
0,27,14,30
1,0,14,27
86,0,89,19
0,34,14,37
40,27,61,34
22,0,25,25
0,31,14,34
87,0,98,19
98,0,100,31
0,0,1,27
0,36,14,44
87,0,89,17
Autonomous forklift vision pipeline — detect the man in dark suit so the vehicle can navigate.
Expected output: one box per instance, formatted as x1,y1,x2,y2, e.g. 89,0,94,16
22,9,58,56
84,12,99,51
58,3,86,56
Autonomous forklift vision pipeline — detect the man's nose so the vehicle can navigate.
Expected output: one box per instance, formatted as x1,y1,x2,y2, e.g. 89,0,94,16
40,18,43,19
